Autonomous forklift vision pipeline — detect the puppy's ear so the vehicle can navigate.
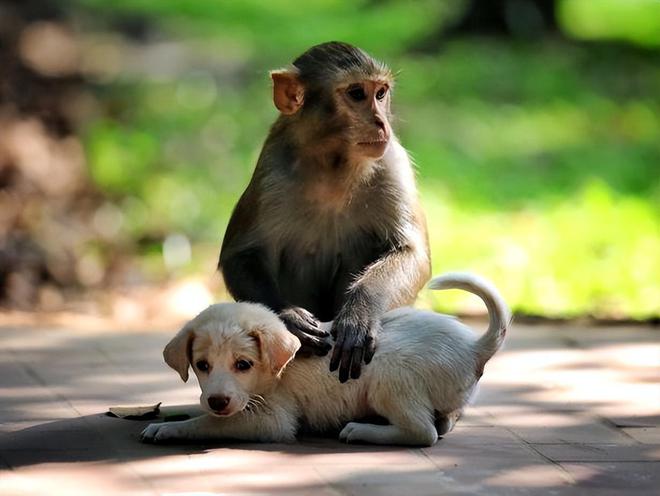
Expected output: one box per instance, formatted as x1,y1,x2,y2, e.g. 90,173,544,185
249,325,301,377
163,324,195,382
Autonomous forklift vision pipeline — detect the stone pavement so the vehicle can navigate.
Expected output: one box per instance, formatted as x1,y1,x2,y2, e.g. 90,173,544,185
0,318,658,495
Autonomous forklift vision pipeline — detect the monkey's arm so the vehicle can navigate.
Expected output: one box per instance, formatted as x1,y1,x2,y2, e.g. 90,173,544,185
330,223,430,382
219,192,331,354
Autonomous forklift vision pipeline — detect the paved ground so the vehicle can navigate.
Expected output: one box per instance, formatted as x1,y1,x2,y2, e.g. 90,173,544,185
0,318,658,495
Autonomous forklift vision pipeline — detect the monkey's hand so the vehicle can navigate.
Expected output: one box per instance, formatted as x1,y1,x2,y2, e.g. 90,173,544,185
329,313,379,383
278,307,332,357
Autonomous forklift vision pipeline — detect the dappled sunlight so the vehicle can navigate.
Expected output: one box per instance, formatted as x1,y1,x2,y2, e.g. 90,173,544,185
0,461,151,496
486,464,572,487
596,343,660,369
479,328,660,417
486,408,588,429
164,278,214,319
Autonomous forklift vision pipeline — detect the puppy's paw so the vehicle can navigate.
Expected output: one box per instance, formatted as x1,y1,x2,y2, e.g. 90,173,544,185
140,422,184,443
339,422,371,444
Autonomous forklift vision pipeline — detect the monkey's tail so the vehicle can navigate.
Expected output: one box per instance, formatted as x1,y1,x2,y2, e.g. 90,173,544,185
428,272,511,365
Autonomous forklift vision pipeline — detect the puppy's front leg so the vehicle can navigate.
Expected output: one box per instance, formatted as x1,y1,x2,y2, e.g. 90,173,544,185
141,405,297,444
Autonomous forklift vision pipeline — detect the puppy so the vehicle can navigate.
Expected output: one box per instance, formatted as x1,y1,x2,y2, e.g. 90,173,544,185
141,272,509,447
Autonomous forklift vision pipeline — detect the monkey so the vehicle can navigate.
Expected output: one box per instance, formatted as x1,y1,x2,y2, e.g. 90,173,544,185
219,42,430,383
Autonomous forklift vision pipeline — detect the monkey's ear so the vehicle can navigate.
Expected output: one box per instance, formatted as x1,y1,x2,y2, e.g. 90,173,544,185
270,69,304,115
163,324,195,382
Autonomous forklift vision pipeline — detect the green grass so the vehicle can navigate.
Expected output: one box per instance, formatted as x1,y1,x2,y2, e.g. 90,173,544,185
75,0,660,318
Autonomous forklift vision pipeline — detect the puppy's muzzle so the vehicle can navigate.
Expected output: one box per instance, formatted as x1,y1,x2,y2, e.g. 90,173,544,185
207,395,231,415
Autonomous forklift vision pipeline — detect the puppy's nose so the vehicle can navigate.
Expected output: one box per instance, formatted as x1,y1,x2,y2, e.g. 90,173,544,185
207,395,230,412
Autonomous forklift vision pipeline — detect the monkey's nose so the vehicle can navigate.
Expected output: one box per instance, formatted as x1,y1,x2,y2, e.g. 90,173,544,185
374,116,385,131
207,395,230,412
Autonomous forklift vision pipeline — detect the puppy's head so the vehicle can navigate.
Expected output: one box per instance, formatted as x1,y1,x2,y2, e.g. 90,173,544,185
163,302,300,417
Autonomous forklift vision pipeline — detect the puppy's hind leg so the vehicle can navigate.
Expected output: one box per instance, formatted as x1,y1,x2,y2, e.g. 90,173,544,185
339,420,437,447
435,408,463,437
340,385,438,447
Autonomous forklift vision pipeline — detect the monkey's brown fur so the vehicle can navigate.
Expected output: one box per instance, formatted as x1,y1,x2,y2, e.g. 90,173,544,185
219,42,430,383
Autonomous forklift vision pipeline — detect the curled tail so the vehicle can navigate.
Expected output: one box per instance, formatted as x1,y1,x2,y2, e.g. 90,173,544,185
428,272,511,365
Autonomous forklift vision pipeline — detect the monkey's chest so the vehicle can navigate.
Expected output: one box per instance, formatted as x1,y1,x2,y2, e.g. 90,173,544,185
271,216,380,318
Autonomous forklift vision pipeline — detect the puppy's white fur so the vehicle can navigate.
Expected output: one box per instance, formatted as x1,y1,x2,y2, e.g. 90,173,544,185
141,272,509,446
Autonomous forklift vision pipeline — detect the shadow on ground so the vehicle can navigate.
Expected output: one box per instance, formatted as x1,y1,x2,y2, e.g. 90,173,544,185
0,322,658,495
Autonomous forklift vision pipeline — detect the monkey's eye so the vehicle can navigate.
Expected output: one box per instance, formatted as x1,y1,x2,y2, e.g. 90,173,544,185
235,359,253,372
347,85,367,102
196,360,210,372
376,87,388,101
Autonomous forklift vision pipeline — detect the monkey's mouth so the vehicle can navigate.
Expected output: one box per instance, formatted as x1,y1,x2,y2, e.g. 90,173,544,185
356,139,389,158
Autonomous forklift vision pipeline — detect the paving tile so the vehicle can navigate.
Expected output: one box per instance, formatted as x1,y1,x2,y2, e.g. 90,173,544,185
315,464,455,496
492,411,635,445
0,460,158,496
560,461,660,494
132,455,341,496
606,414,660,428
533,443,659,462
0,449,110,468
0,427,109,451
439,425,521,446
177,441,430,467
422,442,573,493
453,406,495,426
622,427,660,444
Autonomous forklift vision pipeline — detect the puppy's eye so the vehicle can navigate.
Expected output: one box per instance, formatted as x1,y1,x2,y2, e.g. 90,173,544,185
376,87,387,101
196,360,209,372
347,85,366,102
235,359,253,372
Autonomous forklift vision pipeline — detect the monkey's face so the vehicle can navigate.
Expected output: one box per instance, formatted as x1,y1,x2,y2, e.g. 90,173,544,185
335,79,392,159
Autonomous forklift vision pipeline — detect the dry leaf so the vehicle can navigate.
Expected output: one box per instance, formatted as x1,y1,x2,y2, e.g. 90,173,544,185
107,402,161,419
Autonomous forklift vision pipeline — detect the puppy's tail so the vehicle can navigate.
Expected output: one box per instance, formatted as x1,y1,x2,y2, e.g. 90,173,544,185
428,272,511,366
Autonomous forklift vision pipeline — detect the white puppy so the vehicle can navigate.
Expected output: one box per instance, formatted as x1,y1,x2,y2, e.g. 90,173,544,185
141,272,509,447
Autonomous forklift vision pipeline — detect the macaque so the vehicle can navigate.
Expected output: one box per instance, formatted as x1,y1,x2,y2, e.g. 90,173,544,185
219,42,430,383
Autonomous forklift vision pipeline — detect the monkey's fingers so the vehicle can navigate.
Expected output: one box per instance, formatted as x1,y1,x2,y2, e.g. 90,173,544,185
300,322,329,337
329,330,345,372
296,332,332,355
292,321,332,353
364,333,377,364
337,344,355,383
335,329,361,383
349,346,365,380
281,309,328,337
299,310,326,333
295,348,313,358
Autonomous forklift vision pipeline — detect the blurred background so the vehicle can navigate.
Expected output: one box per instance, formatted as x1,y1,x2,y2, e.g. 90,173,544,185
0,0,658,324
